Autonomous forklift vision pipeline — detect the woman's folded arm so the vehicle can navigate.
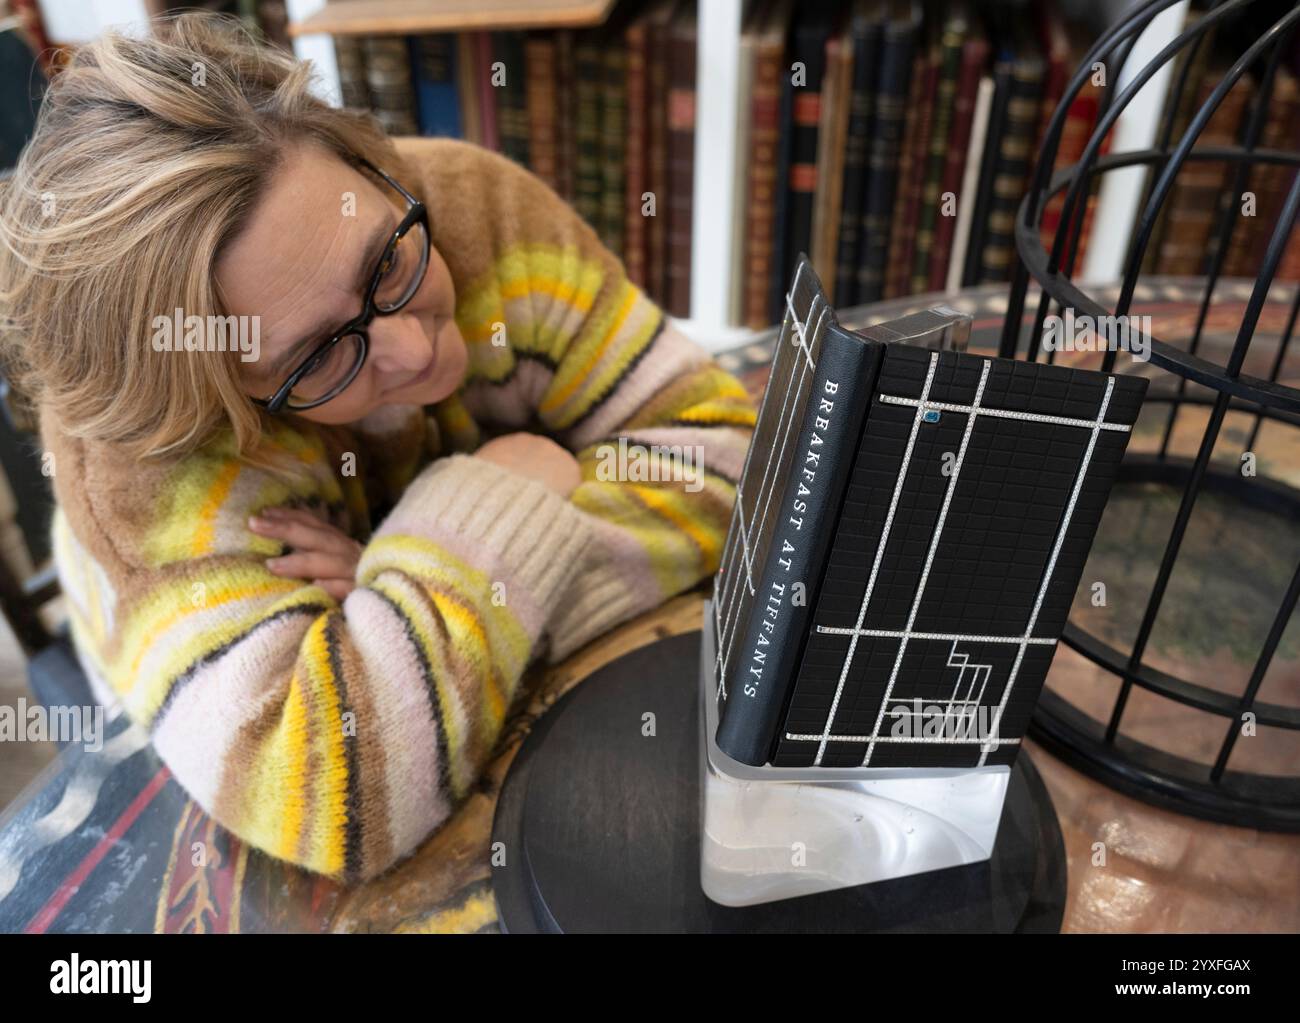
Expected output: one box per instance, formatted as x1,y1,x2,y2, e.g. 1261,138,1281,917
50,426,594,882
412,139,760,661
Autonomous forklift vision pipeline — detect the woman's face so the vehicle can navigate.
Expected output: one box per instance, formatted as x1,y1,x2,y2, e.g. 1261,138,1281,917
216,141,468,425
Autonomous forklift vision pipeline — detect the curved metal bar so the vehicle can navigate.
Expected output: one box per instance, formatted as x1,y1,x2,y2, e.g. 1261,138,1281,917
1022,0,1186,229
1052,0,1257,284
1211,556,1300,780
1243,285,1300,453
1003,0,1255,363
999,0,1184,360
1013,149,1300,416
1118,4,1300,317
1141,22,1293,393
1059,626,1300,731
1031,689,1300,831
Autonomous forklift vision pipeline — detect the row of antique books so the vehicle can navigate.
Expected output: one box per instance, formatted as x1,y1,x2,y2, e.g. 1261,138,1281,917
331,0,1300,331
333,0,700,319
333,0,1106,327
738,0,1113,327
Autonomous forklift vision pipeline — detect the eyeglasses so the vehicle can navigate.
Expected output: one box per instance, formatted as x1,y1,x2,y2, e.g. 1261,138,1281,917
252,156,431,413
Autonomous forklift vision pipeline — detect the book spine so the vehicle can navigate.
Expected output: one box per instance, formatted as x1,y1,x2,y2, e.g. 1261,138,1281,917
781,17,828,296
812,30,854,295
601,35,628,257
476,32,499,151
524,34,559,191
960,57,1011,287
409,35,460,139
1038,85,1095,243
884,42,931,298
455,33,481,146
767,66,795,325
495,32,530,165
977,52,1045,284
363,36,418,138
912,12,966,293
624,18,650,289
574,33,604,232
928,33,987,289
647,9,674,306
336,35,371,111
1142,13,1214,276
855,10,917,306
834,16,882,308
666,4,697,319
1224,69,1296,278
1155,74,1253,275
743,17,786,327
555,31,576,202
729,28,757,325
715,325,882,766
947,74,994,292
809,30,838,293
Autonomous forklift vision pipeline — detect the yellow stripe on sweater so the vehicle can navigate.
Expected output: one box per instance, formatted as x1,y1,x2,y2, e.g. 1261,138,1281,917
191,460,241,559
539,282,643,416
299,617,350,875
113,579,322,720
275,665,312,864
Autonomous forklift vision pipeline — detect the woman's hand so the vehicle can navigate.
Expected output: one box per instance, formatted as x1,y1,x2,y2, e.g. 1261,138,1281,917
473,432,582,498
248,506,363,601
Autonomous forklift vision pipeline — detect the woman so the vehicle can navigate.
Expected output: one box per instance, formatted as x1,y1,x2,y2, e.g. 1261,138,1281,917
0,14,756,882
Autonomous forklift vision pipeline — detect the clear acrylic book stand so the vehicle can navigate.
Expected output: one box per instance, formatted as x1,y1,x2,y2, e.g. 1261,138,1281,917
699,597,1011,908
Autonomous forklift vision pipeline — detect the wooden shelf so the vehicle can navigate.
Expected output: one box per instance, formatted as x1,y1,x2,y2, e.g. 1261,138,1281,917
288,0,615,38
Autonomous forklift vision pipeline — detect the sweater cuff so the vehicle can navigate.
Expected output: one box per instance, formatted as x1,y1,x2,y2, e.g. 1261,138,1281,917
372,452,595,620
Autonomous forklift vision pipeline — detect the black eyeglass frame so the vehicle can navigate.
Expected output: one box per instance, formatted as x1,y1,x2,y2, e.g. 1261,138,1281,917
252,156,431,414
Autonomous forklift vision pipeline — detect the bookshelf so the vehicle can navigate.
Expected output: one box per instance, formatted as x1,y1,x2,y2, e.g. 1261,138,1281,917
34,0,1190,352
288,0,617,38
284,0,1188,352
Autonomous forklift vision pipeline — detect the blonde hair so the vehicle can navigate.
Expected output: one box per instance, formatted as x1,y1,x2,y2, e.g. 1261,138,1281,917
0,11,410,467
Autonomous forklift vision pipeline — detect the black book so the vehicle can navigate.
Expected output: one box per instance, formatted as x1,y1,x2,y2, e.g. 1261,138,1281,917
765,17,796,326
960,26,1014,287
714,255,969,766
711,257,1149,769
975,15,1045,284
853,0,921,306
833,0,887,307
778,0,836,294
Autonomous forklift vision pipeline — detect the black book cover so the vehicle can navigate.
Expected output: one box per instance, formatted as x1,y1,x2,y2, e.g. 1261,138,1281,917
833,0,887,307
772,344,1148,768
714,257,972,766
712,259,1149,770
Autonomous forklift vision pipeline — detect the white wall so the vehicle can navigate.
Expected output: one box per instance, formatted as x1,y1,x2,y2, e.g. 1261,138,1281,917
35,0,150,43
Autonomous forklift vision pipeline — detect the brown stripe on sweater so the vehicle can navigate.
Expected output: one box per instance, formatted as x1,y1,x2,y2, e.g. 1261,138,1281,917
377,570,511,778
209,653,324,864
323,611,379,882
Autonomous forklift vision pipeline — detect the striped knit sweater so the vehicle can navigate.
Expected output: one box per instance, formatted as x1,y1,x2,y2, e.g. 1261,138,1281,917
39,137,757,883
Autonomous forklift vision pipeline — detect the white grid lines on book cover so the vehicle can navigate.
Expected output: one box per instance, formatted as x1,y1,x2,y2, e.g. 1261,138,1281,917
776,345,1135,769
712,264,829,702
